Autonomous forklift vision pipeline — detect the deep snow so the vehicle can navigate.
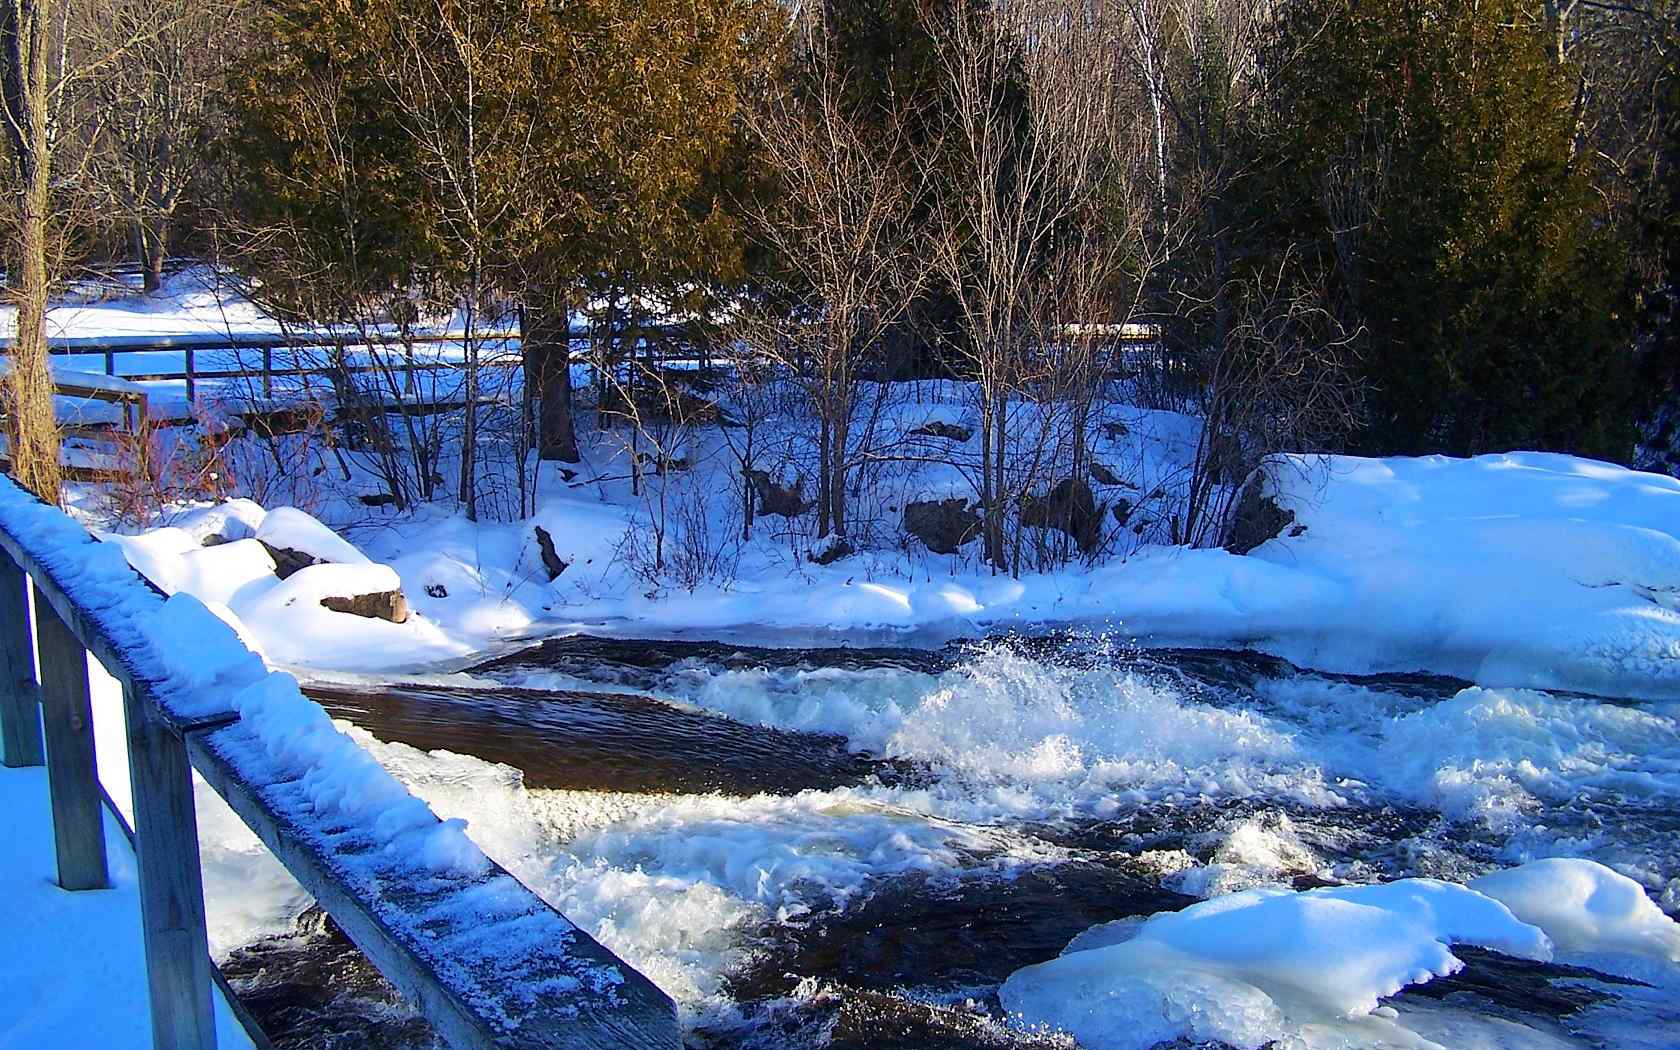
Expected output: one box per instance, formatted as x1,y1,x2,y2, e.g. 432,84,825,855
100,450,1680,704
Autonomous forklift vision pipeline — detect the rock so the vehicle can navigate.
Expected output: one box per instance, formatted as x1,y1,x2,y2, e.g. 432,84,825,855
908,421,973,442
1089,461,1124,487
255,507,370,578
1021,478,1104,554
534,526,569,581
320,591,409,623
810,535,854,566
261,542,322,580
425,583,448,598
1225,475,1296,555
746,470,808,518
903,499,981,555
200,533,229,548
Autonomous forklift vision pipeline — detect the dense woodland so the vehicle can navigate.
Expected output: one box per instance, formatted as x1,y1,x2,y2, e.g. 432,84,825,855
3,0,1679,569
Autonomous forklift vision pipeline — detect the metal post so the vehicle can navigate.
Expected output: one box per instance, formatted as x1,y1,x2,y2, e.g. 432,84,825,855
124,684,217,1050
0,550,44,767
33,589,109,891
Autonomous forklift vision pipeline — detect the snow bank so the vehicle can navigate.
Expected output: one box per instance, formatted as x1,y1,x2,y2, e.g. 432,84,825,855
1001,879,1551,1050
504,452,1680,699
1237,452,1680,698
1471,859,1680,965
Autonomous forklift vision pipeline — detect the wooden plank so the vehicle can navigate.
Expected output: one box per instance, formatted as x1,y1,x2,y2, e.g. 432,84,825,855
124,683,218,1050
0,550,45,767
187,724,682,1050
32,589,109,891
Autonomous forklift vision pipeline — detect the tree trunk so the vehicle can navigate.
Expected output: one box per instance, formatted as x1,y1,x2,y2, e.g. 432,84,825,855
141,221,166,293
2,0,62,503
527,294,580,462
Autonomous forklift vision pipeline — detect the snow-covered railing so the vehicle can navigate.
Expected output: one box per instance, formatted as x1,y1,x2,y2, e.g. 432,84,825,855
0,474,678,1050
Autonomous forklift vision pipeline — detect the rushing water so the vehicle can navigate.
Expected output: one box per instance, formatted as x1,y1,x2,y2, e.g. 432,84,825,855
216,633,1680,1050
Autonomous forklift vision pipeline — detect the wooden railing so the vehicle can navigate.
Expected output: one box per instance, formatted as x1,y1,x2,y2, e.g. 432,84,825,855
0,475,679,1050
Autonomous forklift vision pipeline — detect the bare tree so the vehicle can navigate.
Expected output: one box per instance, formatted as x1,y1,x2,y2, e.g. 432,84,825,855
83,0,246,291
921,0,1143,572
741,25,929,542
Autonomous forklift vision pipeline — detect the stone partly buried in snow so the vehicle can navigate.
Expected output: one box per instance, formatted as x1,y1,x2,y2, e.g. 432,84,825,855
320,590,410,623
747,470,809,518
534,525,569,580
260,541,324,580
903,498,982,554
254,506,374,579
1226,475,1297,555
810,535,854,565
1021,478,1104,554
907,420,973,442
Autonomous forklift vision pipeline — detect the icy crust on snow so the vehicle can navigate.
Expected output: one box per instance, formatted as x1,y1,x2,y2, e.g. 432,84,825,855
1471,859,1680,965
0,475,267,722
1000,879,1553,1050
205,672,636,1028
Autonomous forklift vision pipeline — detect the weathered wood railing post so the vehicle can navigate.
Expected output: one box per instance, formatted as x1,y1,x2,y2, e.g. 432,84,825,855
32,587,110,891
0,549,45,767
123,683,218,1050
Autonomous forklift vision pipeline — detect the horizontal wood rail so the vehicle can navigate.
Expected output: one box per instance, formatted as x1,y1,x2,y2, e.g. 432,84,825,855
0,474,678,1049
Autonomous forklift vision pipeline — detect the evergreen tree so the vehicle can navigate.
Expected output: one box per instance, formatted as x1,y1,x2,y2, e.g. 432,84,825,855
226,0,775,471
1270,0,1638,458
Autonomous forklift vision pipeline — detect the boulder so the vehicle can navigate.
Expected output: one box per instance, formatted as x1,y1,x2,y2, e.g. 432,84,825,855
320,590,409,624
255,507,371,580
810,535,854,566
535,525,570,581
1225,475,1296,555
903,499,982,555
747,470,808,518
261,542,321,580
908,420,973,442
1021,478,1104,554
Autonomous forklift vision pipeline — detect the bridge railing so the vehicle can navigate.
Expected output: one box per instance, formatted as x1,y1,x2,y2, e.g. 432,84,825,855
0,474,678,1050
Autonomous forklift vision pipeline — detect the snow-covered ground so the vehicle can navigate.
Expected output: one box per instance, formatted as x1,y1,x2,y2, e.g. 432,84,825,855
0,763,257,1050
100,448,1680,702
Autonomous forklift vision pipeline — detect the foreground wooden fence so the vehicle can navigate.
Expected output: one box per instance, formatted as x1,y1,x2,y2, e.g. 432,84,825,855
0,475,678,1050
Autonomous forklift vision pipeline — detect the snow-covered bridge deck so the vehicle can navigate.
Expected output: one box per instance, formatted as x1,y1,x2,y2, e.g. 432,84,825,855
0,474,678,1049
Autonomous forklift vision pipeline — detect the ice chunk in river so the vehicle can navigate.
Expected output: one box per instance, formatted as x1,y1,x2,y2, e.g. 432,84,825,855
1471,858,1680,965
1000,879,1551,1050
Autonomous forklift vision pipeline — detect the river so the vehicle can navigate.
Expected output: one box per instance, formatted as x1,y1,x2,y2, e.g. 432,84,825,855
215,632,1680,1049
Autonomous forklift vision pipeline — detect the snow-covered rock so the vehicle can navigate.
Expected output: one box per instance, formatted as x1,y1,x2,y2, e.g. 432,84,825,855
254,506,371,577
1001,878,1552,1050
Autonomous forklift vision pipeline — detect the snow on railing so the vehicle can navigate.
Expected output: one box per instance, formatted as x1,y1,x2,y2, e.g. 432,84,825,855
0,474,678,1050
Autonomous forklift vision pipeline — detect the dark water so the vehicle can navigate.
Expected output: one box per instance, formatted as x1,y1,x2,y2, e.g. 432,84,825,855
304,682,899,796
219,634,1675,1050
